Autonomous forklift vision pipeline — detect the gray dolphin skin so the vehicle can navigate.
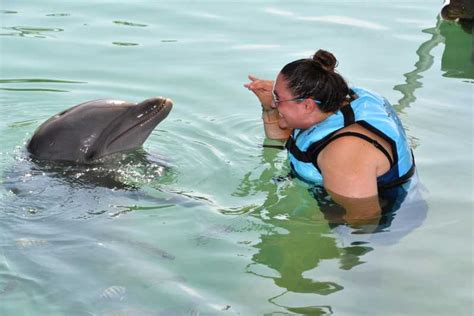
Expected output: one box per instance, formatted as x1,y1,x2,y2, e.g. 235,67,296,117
27,97,173,163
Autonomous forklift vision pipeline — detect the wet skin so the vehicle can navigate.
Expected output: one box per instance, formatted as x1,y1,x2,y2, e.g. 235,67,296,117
27,97,173,164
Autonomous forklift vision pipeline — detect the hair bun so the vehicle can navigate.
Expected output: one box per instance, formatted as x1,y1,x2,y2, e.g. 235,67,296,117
312,49,338,72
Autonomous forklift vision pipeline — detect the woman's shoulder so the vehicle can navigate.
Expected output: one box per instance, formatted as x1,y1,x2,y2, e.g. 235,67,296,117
318,124,393,177
317,135,381,197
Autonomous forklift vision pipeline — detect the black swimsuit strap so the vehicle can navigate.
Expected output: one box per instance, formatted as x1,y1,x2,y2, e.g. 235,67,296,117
314,131,395,168
263,144,286,150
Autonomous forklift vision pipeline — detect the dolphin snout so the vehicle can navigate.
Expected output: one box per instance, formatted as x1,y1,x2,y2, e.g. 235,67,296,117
163,97,173,109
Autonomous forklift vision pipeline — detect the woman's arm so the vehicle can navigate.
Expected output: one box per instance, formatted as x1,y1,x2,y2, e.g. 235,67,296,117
326,189,382,226
318,136,381,198
318,136,382,221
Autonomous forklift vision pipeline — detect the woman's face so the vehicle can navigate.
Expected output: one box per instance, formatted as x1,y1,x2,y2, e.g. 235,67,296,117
272,73,308,129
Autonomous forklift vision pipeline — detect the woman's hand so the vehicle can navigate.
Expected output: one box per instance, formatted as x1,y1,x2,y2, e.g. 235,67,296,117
244,75,274,111
244,74,291,140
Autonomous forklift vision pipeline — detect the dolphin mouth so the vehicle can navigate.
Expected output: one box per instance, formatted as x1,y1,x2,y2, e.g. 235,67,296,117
106,97,173,148
135,97,173,126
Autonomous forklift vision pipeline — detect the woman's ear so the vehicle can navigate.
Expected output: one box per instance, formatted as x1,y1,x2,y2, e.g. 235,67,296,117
304,98,317,112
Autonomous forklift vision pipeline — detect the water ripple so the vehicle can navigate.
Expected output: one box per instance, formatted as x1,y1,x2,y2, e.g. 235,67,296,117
264,7,296,17
297,15,388,30
112,41,139,47
0,79,85,84
264,7,388,30
232,44,281,50
113,20,148,27
0,88,68,93
8,119,39,128
1,26,64,38
0,78,86,94
45,13,71,17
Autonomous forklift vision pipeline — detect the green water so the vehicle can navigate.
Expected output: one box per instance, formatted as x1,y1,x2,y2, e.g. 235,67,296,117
1,1,473,315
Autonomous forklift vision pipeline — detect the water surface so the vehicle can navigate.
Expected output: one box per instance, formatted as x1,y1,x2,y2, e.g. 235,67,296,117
1,1,472,315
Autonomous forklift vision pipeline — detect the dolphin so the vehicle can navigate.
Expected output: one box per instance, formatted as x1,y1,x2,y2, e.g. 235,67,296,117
27,97,173,163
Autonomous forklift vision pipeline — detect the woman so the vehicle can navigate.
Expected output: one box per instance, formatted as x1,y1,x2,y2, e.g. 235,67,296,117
244,49,415,210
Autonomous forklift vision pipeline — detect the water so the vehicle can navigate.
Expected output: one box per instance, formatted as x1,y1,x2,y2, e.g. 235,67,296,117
1,1,473,315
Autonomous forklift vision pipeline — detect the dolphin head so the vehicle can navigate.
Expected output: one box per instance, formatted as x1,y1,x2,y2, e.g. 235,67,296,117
27,97,173,163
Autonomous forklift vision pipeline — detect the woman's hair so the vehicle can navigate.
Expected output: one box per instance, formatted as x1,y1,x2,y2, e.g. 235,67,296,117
280,49,349,113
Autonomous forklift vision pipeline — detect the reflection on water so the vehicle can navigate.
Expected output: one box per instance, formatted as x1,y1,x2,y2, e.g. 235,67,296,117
0,79,85,84
297,15,388,31
45,13,70,17
441,0,474,33
0,149,185,219
113,20,148,28
1,1,469,314
232,144,426,314
112,42,139,47
264,7,388,31
439,21,474,78
234,147,343,314
0,26,64,38
394,16,474,110
0,78,86,93
0,87,69,93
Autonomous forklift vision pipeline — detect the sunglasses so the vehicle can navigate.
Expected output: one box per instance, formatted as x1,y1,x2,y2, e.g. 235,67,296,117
271,90,322,106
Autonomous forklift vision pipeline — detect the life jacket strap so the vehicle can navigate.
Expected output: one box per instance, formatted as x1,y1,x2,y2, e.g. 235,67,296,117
378,150,416,190
315,131,395,168
285,136,312,162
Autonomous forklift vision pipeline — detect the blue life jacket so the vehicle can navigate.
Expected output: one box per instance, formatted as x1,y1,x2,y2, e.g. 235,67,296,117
285,87,415,189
